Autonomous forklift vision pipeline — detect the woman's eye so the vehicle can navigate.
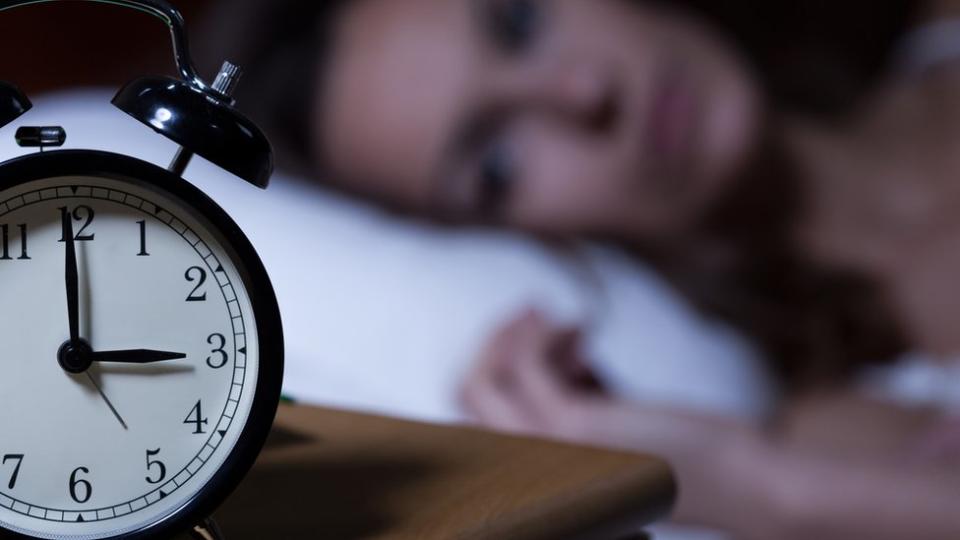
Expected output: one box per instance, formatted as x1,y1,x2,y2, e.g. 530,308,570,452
477,143,515,218
487,0,541,54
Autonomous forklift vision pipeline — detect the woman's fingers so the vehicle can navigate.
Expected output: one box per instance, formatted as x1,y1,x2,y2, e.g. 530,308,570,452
511,327,606,440
460,307,610,442
511,323,577,415
459,309,545,432
549,327,606,392
460,307,621,446
462,309,540,391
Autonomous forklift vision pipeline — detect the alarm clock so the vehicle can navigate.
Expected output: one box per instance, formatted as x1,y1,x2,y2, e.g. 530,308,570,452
0,1,284,539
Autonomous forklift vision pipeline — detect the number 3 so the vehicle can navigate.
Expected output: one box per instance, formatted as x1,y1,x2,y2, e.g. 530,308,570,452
206,333,228,369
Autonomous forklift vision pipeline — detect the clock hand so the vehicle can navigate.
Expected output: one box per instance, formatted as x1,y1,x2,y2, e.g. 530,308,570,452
88,349,187,364
85,372,128,431
62,209,80,345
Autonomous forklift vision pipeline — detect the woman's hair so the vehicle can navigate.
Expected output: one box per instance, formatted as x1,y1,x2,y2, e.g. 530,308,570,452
646,1,916,389
675,1,916,115
196,0,348,174
637,131,907,390
200,0,915,390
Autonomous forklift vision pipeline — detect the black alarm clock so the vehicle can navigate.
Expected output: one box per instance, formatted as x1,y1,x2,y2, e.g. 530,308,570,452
0,1,284,539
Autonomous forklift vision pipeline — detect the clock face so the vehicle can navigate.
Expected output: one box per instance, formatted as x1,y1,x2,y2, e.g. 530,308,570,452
0,153,281,540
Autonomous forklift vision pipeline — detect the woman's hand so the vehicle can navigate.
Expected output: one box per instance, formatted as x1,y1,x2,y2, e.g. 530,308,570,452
458,309,718,453
459,309,755,451
459,309,615,445
458,309,778,536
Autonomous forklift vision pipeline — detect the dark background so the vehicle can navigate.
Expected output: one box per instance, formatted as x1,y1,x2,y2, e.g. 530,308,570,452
2,1,214,95
2,1,914,112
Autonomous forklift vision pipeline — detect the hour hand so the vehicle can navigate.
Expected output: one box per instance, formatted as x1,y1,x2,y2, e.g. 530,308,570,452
88,349,187,364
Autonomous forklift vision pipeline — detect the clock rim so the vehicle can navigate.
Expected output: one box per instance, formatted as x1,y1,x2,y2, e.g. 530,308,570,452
0,149,285,540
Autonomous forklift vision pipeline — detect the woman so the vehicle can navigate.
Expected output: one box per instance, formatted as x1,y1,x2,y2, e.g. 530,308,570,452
201,1,960,538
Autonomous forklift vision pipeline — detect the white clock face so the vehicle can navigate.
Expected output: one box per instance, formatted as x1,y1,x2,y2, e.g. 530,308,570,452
0,174,261,539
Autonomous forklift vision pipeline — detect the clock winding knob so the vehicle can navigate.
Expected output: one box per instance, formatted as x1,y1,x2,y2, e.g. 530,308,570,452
212,61,243,99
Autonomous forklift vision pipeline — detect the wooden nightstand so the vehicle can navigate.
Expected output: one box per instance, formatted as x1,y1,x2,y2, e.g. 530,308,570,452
208,405,675,539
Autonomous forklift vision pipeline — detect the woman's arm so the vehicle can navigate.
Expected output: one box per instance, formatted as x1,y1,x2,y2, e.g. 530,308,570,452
749,438,960,540
459,310,960,540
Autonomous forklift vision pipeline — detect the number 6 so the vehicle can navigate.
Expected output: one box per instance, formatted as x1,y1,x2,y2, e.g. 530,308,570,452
69,467,92,504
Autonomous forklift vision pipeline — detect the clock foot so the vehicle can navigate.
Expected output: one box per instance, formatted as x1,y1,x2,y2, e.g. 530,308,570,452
189,517,224,540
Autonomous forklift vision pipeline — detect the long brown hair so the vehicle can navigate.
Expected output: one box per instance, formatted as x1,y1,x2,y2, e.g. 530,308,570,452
638,130,907,390
653,1,916,389
199,0,916,390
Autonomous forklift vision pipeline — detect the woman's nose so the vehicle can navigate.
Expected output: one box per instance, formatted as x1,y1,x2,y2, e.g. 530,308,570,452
509,57,618,131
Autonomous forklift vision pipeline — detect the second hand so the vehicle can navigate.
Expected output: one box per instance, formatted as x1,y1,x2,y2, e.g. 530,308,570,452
85,372,128,431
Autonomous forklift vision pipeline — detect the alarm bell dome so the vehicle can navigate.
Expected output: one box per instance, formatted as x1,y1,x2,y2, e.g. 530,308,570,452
0,81,32,130
112,76,274,189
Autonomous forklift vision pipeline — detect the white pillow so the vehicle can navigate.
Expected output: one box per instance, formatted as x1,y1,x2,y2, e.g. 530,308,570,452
0,89,776,423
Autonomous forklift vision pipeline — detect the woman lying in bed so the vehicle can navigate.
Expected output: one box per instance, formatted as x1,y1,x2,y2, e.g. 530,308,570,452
202,0,960,538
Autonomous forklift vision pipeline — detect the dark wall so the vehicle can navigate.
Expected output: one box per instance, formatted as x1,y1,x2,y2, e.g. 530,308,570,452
1,1,213,95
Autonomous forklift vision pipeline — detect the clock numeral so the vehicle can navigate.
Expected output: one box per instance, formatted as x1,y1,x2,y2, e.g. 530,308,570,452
184,400,209,434
0,224,30,261
58,206,96,242
206,333,229,369
185,266,208,302
2,454,24,490
137,220,150,257
145,448,167,485
69,467,92,504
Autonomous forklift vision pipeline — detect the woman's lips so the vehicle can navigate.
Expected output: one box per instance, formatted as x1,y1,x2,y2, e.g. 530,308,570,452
644,66,696,171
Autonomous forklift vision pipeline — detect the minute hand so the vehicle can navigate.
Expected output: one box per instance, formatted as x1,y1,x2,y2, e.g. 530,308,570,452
88,349,187,364
62,209,80,344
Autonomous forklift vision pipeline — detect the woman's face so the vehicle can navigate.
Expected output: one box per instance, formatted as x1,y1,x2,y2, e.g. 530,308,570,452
316,0,761,238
